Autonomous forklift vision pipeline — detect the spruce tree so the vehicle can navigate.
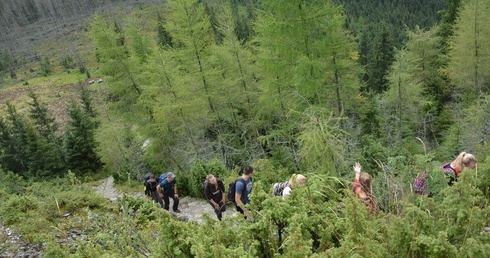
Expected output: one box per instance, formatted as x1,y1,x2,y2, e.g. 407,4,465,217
0,104,29,177
63,95,102,175
26,90,66,178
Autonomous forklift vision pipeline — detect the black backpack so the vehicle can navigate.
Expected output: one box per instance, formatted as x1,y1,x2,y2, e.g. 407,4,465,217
202,179,208,197
143,172,153,185
227,178,246,202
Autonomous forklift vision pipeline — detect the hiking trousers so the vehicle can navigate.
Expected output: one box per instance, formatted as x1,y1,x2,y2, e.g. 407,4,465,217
163,193,179,211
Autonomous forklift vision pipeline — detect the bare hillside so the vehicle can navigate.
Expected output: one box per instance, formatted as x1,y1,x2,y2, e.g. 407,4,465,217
0,0,160,64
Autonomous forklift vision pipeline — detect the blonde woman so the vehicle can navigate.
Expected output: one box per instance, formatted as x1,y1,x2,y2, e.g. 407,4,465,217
353,162,376,214
441,152,477,186
204,174,226,220
282,174,306,200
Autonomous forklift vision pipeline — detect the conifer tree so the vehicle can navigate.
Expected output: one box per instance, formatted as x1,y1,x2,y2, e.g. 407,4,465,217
156,14,173,48
0,104,29,177
445,0,490,102
90,15,151,122
379,41,425,151
26,90,66,177
253,0,360,168
164,0,217,115
369,25,395,93
63,93,102,175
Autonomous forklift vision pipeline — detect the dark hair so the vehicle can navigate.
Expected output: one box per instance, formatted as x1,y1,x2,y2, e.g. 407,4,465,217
243,165,254,175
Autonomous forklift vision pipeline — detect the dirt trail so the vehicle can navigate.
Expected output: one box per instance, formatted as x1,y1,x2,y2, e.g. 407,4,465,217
92,176,237,223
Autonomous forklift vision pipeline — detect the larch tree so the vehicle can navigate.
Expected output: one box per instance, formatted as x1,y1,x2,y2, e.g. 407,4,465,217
379,47,425,152
253,0,360,171
404,26,447,146
445,0,490,103
90,14,150,122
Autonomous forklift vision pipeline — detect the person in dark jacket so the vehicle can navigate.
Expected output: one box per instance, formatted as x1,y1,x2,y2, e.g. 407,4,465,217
204,174,226,220
157,172,180,213
144,174,163,208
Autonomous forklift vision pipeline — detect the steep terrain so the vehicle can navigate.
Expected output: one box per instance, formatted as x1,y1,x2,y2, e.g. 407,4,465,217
1,176,237,257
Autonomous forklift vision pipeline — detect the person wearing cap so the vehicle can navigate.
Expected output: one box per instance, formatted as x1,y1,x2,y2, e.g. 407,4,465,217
156,172,181,213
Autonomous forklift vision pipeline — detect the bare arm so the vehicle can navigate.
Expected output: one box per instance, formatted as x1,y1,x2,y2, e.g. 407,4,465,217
157,185,165,198
235,192,243,208
354,162,361,180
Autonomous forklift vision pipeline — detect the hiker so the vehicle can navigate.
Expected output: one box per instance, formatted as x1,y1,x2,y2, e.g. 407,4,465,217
235,165,254,218
156,172,181,213
282,174,307,200
441,152,477,186
144,174,163,208
204,174,226,220
352,162,376,214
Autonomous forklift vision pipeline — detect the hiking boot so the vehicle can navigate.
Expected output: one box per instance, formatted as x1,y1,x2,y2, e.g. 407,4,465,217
173,209,181,213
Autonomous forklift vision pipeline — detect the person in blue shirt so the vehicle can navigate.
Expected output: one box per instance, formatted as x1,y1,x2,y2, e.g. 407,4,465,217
234,165,254,218
156,172,180,213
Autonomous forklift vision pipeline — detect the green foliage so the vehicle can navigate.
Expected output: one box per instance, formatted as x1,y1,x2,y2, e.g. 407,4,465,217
9,69,16,79
0,103,30,177
3,0,490,256
0,194,38,224
0,169,27,195
40,56,52,77
0,89,103,180
63,96,103,176
189,158,229,197
297,108,348,176
444,0,490,102
26,90,66,177
60,55,74,70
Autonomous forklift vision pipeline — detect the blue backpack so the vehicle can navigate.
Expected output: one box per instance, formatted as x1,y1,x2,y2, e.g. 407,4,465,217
159,173,168,182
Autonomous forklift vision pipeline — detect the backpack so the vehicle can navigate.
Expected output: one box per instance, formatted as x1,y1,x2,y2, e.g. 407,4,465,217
159,173,168,182
413,170,428,195
227,178,245,202
272,182,290,196
202,179,208,196
143,172,153,185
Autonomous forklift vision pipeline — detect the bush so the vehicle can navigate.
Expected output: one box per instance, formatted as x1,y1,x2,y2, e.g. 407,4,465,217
189,159,229,198
0,195,39,224
0,170,27,195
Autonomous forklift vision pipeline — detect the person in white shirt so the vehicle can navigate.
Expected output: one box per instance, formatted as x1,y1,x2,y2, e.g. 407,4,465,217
282,174,306,200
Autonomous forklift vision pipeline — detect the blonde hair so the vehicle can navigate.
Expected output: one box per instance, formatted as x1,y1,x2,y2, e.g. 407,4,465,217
453,152,477,172
359,172,372,194
288,174,306,188
206,174,215,180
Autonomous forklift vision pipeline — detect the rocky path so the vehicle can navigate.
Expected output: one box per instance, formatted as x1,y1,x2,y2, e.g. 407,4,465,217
0,177,238,257
92,176,237,223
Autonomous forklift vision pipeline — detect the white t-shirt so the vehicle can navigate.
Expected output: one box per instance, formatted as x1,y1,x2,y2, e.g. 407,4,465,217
282,186,292,200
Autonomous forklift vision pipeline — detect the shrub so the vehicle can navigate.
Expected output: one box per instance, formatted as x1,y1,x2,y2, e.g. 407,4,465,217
0,195,39,224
